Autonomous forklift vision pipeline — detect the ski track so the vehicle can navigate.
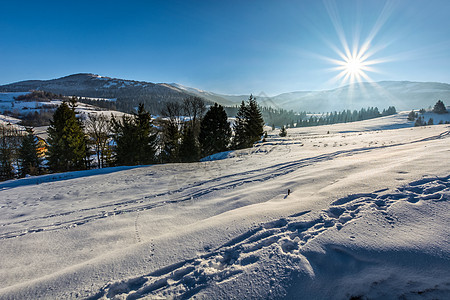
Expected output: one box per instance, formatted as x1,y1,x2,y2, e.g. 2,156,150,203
1,130,448,240
88,175,450,300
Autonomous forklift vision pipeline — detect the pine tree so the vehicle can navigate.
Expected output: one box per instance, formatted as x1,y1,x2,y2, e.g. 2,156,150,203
159,102,182,163
179,125,200,162
407,110,417,121
112,103,156,166
279,126,287,137
414,116,425,127
134,103,157,164
160,120,180,163
199,103,231,157
433,100,447,114
47,102,87,172
19,128,41,177
245,95,264,145
232,101,249,149
0,125,15,181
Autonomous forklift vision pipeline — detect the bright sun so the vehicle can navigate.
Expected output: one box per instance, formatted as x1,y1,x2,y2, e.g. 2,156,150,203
328,48,377,85
345,57,363,75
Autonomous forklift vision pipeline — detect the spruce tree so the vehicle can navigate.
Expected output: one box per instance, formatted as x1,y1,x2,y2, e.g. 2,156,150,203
179,125,200,162
407,110,417,121
199,103,231,157
160,120,180,163
112,103,156,166
244,94,264,145
232,95,265,149
47,102,87,172
19,128,41,177
279,126,287,137
134,103,157,164
433,100,447,114
232,101,248,149
0,126,14,181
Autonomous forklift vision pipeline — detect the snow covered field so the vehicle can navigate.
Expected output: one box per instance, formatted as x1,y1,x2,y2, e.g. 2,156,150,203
0,113,449,299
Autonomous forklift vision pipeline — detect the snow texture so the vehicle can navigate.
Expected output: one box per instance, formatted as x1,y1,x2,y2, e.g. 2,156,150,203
0,117,449,299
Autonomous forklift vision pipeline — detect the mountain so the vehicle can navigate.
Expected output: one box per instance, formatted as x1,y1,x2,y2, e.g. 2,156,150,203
1,74,449,113
0,73,216,113
255,81,450,113
169,81,450,113
169,81,450,112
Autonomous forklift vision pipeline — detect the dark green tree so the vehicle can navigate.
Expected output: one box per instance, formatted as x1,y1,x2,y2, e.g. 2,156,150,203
0,125,17,181
407,110,417,121
199,103,231,157
244,94,264,145
232,95,265,149
414,116,425,127
179,125,200,162
47,102,87,172
279,126,287,137
433,100,447,114
19,128,41,177
112,103,156,165
232,101,249,149
159,102,182,163
159,120,180,163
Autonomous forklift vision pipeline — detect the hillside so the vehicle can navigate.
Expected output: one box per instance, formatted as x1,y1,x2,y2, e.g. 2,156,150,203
0,115,449,299
267,81,450,113
2,75,449,114
0,74,216,114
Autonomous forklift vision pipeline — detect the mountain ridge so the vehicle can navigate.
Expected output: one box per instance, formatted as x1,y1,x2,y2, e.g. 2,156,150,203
1,74,448,113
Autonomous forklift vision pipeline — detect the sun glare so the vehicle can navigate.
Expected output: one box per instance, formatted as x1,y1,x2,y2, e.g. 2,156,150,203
345,57,363,75
319,1,398,87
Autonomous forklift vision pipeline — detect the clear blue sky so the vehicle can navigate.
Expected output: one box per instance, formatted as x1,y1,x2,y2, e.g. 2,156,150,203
1,0,449,95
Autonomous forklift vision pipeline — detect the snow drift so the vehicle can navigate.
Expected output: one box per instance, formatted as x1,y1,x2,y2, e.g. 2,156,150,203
0,114,449,299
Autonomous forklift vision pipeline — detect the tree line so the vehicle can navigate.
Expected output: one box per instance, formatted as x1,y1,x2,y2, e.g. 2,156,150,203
293,106,396,128
408,100,449,126
0,95,264,181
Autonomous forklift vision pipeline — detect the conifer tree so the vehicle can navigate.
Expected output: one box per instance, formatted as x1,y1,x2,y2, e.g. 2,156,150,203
232,101,248,149
159,102,182,163
407,110,417,121
160,120,180,163
232,95,265,149
0,125,15,181
279,126,287,137
179,125,200,162
112,103,156,165
47,102,87,172
244,94,264,145
433,100,447,114
19,128,41,177
199,103,231,157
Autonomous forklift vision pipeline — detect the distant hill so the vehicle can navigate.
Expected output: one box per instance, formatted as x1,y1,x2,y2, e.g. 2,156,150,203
252,81,450,113
1,74,448,113
0,74,217,114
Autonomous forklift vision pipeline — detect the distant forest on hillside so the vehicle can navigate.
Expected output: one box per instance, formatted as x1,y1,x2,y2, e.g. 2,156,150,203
224,105,397,128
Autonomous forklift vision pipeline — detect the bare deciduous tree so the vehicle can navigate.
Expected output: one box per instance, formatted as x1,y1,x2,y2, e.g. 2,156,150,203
85,113,112,168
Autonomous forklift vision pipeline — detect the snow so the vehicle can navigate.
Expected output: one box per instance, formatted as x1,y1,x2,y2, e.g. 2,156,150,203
0,116,449,299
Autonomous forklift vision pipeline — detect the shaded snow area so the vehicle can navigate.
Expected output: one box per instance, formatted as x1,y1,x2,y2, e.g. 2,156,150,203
0,119,449,299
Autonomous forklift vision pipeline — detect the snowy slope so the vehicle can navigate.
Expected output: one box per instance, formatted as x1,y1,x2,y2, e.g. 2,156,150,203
0,117,449,299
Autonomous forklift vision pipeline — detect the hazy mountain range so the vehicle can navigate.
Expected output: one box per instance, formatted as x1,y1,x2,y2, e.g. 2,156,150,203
1,73,449,112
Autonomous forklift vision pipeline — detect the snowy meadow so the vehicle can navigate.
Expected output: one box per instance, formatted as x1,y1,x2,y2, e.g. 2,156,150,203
0,112,449,299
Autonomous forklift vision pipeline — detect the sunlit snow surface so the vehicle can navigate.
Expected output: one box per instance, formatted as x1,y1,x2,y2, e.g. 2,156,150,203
0,113,449,299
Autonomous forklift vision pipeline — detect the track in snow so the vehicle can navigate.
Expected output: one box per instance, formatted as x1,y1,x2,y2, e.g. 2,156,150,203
88,175,450,299
1,130,448,241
